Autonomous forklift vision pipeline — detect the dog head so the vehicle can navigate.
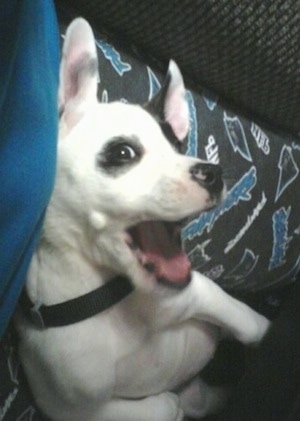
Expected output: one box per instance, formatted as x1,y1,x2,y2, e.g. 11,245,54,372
54,18,225,290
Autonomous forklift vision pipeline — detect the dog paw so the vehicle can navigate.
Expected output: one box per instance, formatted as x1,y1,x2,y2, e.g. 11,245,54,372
179,377,228,419
253,315,271,345
152,392,183,421
238,313,271,346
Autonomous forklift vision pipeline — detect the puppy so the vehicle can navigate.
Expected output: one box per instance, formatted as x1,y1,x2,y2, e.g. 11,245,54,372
15,18,270,421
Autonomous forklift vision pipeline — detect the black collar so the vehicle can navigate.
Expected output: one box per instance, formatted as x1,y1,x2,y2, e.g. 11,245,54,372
19,276,134,329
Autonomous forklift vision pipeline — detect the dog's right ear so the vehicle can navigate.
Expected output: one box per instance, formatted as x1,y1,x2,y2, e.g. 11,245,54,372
59,18,98,129
145,61,189,143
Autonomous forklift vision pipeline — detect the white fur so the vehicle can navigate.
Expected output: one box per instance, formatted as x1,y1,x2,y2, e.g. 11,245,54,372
16,18,270,421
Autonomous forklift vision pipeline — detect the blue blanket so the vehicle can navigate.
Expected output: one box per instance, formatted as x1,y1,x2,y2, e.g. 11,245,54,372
0,0,59,337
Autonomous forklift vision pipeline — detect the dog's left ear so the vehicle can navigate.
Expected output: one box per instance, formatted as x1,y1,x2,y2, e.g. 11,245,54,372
145,61,189,142
59,18,99,129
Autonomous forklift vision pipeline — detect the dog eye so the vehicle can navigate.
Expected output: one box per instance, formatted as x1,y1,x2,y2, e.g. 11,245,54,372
97,138,143,171
110,144,137,162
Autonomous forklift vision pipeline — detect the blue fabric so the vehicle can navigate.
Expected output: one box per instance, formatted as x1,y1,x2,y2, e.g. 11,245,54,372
0,0,59,337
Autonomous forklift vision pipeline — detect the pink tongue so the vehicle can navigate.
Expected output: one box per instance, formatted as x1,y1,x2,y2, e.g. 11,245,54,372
132,221,191,285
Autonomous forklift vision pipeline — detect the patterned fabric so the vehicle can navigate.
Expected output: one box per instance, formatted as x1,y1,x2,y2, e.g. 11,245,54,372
92,31,300,294
0,327,47,421
56,0,300,138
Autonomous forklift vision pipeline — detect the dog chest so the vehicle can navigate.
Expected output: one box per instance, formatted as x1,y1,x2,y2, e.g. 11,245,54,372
114,320,219,398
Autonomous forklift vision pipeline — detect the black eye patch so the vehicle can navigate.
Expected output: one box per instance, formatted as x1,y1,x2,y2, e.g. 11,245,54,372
96,136,143,175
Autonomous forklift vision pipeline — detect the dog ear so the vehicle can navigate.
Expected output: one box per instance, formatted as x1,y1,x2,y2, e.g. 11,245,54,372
59,18,98,128
145,61,189,142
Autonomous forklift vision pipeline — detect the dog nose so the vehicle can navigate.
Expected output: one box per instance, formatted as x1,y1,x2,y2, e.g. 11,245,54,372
190,163,224,193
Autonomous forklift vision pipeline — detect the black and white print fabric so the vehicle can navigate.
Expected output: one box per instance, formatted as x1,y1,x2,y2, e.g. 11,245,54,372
94,34,300,294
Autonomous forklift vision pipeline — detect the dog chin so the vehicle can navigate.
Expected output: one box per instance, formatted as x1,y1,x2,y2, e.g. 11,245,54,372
157,273,192,289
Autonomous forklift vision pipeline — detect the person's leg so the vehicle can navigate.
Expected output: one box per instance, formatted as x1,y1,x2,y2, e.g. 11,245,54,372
0,0,59,337
0,2,59,418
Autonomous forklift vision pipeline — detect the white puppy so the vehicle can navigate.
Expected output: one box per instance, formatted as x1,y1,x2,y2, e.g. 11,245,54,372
16,18,270,421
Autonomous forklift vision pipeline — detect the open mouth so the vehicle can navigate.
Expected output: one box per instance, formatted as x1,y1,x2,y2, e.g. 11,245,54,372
127,220,191,289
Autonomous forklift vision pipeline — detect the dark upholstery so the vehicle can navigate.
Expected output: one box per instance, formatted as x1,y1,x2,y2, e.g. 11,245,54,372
56,0,300,139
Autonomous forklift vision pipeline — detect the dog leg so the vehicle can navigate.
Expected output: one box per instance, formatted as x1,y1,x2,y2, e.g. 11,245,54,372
95,392,183,421
157,271,270,345
178,376,228,418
